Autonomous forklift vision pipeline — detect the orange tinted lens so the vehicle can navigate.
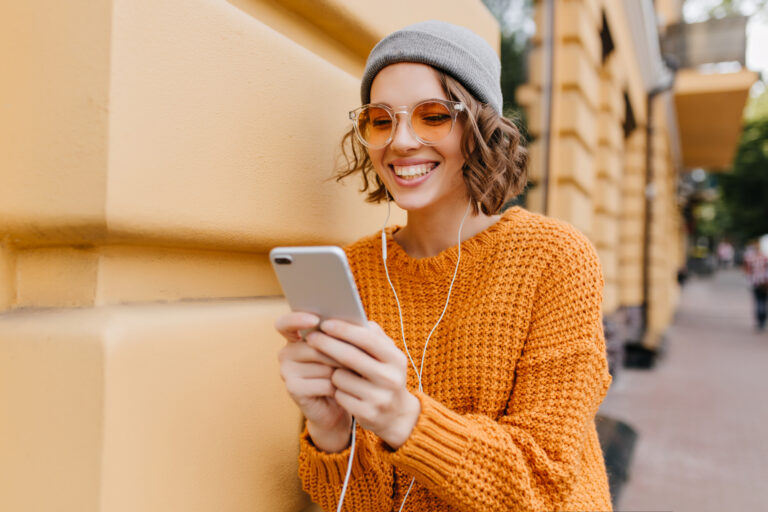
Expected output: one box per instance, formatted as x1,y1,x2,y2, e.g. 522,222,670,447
357,106,393,146
412,102,453,142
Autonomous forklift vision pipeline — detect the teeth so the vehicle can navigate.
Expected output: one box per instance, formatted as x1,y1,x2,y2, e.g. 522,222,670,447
393,163,435,178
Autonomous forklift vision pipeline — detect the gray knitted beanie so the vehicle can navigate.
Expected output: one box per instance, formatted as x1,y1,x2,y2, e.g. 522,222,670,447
360,20,503,114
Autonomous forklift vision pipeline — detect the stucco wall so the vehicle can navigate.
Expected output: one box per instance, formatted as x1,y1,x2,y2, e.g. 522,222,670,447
0,1,499,510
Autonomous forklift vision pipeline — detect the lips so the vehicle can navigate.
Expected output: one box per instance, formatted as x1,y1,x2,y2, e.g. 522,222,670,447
388,159,439,182
392,163,437,178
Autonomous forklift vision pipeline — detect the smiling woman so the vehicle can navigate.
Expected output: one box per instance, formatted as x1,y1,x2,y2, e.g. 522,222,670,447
339,65,528,222
364,63,470,220
273,19,613,512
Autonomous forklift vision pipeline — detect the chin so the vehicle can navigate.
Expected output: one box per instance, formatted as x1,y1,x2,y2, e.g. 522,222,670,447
391,196,440,213
387,189,427,209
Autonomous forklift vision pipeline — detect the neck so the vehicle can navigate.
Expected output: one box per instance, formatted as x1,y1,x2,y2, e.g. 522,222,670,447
394,201,501,259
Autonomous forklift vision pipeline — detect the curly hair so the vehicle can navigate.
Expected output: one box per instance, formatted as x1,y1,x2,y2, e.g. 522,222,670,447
335,70,528,215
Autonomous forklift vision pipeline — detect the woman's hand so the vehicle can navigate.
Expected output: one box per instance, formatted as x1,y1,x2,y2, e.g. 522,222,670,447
275,312,352,453
306,319,421,450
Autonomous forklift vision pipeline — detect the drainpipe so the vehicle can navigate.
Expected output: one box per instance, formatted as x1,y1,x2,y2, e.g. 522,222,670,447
540,0,555,215
642,71,676,343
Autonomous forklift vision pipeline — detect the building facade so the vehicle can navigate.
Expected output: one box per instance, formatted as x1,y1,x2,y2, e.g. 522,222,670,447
518,0,754,364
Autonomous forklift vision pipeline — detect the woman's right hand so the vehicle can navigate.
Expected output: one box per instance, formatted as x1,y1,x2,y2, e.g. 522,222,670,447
275,311,353,453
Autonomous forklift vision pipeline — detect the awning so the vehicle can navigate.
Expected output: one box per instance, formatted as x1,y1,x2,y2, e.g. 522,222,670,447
674,68,758,171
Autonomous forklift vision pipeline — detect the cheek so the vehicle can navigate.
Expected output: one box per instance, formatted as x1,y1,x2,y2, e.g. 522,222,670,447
444,122,466,160
367,148,385,172
443,134,467,171
442,136,469,188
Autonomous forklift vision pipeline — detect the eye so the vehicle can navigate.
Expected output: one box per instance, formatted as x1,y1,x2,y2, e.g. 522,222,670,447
413,101,453,126
372,117,392,128
420,113,451,124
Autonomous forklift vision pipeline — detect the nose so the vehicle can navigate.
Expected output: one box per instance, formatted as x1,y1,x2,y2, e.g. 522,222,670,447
389,113,421,152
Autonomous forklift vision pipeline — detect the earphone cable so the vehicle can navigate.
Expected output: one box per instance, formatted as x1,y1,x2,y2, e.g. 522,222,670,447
385,195,471,510
337,194,471,512
381,198,418,377
418,200,471,391
335,416,356,512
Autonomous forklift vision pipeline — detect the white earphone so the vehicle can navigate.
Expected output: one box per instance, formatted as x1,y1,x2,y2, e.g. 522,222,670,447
337,192,472,511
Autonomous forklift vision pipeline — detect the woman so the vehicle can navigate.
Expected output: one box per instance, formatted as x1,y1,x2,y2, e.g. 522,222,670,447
275,20,613,511
743,240,768,330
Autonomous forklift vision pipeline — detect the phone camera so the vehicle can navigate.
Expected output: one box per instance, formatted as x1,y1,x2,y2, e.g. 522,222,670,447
273,256,292,265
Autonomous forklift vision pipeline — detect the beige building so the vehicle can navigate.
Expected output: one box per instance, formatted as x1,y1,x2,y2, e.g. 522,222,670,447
0,0,754,511
518,0,755,363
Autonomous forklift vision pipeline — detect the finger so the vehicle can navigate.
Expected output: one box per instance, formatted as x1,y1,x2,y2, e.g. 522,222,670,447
307,332,404,388
286,377,335,398
306,330,382,379
319,319,398,362
332,368,387,403
274,312,320,341
286,361,334,380
334,388,374,421
279,342,341,368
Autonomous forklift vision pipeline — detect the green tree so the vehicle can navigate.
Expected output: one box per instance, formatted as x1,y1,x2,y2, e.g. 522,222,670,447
719,117,768,240
745,86,768,121
482,0,534,207
481,0,533,117
682,0,768,242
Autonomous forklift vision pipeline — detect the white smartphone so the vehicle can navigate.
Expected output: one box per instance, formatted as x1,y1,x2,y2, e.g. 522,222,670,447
269,246,368,327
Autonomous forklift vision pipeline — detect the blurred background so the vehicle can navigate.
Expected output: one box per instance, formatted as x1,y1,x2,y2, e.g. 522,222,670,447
1,0,766,511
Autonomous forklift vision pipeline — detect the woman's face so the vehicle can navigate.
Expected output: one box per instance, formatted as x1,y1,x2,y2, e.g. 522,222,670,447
368,63,468,214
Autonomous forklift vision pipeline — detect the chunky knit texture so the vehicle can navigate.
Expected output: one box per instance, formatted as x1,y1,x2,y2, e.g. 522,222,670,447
298,207,613,511
360,20,504,114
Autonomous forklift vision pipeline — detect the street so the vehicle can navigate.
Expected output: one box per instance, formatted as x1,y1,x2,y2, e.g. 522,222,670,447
600,269,768,511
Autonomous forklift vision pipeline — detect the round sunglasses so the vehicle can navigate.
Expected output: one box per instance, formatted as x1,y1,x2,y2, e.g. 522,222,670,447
348,99,466,149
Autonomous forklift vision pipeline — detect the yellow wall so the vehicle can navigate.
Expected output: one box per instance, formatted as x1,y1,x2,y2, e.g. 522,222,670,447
519,0,685,347
593,52,626,313
619,130,647,307
0,1,498,511
521,0,643,316
645,97,684,347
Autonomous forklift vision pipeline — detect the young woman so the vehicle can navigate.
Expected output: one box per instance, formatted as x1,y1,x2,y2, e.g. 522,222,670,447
275,20,613,511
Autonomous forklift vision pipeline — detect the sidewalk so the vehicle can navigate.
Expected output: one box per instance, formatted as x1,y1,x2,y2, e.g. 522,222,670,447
599,269,768,511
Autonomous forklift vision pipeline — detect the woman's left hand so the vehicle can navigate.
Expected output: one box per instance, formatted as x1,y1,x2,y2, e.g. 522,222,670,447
305,319,421,450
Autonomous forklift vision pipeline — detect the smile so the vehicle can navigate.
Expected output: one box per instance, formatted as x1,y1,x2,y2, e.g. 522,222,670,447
391,163,438,180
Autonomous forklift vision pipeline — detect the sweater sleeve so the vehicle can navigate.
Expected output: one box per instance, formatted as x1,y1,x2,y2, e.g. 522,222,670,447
372,230,613,511
298,422,394,511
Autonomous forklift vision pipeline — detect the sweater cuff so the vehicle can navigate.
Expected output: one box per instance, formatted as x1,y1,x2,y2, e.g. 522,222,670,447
299,425,370,486
377,392,472,487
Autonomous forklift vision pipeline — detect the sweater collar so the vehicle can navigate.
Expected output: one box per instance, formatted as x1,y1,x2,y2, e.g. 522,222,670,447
383,207,521,274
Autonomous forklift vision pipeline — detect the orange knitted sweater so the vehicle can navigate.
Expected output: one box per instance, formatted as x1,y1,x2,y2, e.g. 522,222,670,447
298,207,613,511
